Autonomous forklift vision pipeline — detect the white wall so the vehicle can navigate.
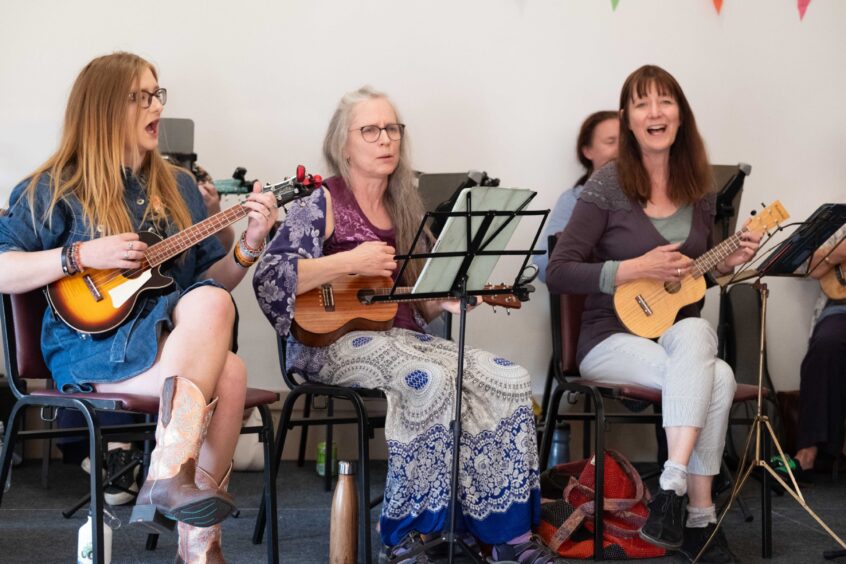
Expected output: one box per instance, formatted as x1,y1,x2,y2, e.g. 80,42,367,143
1,0,844,401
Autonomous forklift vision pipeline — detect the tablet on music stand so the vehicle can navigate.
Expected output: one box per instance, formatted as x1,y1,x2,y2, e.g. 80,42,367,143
411,186,535,294
757,203,846,276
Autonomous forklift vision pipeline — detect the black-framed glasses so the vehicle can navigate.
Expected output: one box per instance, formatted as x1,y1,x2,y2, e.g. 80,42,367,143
352,123,405,143
129,88,167,109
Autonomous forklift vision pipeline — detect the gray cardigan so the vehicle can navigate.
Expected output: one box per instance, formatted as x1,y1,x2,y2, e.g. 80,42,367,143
546,163,716,364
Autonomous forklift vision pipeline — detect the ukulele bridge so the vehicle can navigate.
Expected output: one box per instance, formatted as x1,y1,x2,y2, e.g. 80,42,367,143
634,294,653,317
320,284,335,312
83,274,104,302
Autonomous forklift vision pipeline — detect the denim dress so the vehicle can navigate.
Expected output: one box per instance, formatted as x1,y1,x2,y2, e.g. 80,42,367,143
0,170,226,392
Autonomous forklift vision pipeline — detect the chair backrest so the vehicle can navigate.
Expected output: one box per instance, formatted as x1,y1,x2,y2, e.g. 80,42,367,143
724,282,774,390
1,291,52,397
547,234,586,378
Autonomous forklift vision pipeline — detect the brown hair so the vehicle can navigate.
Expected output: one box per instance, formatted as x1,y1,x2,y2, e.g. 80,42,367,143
617,65,712,205
575,110,619,186
323,86,432,286
25,52,191,236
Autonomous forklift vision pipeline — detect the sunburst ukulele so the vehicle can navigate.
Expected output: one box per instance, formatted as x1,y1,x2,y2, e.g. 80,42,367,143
47,166,322,334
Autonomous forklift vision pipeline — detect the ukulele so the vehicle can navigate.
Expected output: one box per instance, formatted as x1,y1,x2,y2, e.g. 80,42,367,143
47,166,323,334
819,263,846,300
614,201,789,339
291,275,530,347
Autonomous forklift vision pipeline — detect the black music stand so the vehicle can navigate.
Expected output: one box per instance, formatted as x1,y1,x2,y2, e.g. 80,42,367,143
699,204,846,562
366,187,547,563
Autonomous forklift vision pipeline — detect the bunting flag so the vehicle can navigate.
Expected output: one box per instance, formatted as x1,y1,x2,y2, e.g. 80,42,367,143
798,0,811,20
712,0,723,14
611,0,620,11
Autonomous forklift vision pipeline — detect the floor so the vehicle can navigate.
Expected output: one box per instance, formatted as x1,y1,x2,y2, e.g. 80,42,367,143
0,457,845,563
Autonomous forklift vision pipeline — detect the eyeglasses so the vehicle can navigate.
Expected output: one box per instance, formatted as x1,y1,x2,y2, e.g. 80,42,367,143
351,123,405,143
129,88,167,109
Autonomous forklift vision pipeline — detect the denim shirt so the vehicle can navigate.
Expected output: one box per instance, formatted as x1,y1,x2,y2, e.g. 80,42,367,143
0,170,225,392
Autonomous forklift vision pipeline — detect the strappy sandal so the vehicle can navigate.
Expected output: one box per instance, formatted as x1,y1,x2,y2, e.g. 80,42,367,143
379,531,432,564
490,534,570,563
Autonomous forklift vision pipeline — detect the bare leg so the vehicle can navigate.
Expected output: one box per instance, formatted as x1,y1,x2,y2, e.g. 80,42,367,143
795,446,818,470
687,474,714,508
666,426,701,467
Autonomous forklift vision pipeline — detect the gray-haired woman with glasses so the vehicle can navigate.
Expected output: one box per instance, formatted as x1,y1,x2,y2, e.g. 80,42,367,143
254,86,565,563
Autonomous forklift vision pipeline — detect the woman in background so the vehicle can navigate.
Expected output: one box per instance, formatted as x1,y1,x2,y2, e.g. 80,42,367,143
535,110,619,283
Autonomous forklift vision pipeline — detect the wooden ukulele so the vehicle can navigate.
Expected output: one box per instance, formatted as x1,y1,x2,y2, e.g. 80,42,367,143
47,166,323,334
291,275,530,347
614,201,789,339
820,263,846,300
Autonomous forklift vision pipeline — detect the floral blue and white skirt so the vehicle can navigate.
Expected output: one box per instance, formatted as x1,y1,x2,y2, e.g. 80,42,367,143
309,327,541,547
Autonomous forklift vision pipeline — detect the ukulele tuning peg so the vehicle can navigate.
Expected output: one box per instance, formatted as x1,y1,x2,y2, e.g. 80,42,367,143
296,165,306,182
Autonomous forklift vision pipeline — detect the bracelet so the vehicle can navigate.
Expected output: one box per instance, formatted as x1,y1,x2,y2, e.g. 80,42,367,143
61,246,74,275
71,241,83,272
239,231,265,256
233,244,257,268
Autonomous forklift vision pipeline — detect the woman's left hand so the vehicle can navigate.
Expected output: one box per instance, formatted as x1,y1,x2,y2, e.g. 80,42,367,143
723,222,763,269
242,181,279,248
440,298,478,315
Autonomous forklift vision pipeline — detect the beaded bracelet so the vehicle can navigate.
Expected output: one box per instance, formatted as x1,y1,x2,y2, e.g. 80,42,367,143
71,241,83,272
239,231,265,257
233,244,257,268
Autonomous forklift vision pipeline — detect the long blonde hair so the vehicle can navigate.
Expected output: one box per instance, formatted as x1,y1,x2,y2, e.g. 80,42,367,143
25,52,191,236
322,86,432,285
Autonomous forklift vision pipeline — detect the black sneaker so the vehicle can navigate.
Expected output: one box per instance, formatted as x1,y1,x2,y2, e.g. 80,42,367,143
639,489,685,550
103,447,140,506
678,524,739,563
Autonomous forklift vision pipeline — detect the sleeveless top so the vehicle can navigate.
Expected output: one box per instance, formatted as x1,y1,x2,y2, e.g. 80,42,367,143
323,176,422,332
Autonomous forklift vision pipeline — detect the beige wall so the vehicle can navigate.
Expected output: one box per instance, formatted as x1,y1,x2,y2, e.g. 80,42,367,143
2,0,845,461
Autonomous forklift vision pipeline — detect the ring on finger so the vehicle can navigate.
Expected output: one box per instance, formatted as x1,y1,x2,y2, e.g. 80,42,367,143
128,242,134,251
677,267,681,277
124,251,129,260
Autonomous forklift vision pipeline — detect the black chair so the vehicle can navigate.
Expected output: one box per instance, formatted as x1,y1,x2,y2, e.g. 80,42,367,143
539,236,766,559
0,290,281,563
252,335,386,564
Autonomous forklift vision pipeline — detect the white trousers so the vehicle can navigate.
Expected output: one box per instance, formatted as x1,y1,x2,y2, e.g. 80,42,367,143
579,318,737,475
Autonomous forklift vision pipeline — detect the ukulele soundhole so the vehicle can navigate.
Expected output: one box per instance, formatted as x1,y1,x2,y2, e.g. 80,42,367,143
664,281,682,294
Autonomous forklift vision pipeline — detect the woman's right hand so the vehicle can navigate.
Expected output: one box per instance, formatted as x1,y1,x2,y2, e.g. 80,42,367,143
346,241,397,277
78,233,148,270
624,242,693,283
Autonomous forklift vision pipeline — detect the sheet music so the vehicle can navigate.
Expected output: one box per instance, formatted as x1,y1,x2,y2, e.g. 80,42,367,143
411,187,535,294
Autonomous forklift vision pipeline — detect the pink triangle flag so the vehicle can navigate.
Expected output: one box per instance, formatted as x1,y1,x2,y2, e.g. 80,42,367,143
798,0,811,20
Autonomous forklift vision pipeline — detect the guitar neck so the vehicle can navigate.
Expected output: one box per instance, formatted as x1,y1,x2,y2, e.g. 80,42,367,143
145,205,248,267
691,228,747,278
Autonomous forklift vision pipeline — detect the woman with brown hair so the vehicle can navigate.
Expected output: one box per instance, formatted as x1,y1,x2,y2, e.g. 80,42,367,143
547,65,760,563
0,52,278,562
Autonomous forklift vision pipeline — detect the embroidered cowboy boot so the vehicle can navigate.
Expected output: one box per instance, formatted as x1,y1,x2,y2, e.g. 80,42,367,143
130,376,236,533
175,464,232,563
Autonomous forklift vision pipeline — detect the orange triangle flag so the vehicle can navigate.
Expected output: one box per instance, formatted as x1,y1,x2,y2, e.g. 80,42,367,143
713,0,723,14
798,0,811,20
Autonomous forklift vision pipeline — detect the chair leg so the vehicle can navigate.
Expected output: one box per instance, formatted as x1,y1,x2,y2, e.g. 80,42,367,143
258,405,280,564
142,414,159,551
325,398,334,492
592,390,606,561
539,385,566,470
353,398,373,564
253,389,302,545
540,357,555,421
0,400,26,507
76,402,105,564
297,393,312,467
583,393,592,459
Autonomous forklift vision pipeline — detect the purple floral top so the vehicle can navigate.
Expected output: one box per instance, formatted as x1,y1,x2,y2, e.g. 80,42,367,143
253,176,423,376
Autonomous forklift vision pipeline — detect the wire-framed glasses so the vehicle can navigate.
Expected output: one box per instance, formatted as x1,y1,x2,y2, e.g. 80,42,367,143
129,88,167,109
352,123,405,143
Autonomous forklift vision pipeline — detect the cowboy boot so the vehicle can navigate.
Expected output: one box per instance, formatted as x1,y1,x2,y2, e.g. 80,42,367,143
130,376,236,533
175,464,232,563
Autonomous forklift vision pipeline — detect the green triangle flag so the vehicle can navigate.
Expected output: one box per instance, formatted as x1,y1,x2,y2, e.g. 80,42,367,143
611,0,620,10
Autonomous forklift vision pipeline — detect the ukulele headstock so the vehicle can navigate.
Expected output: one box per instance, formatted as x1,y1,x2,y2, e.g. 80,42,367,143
481,283,527,310
748,200,790,234
267,165,324,207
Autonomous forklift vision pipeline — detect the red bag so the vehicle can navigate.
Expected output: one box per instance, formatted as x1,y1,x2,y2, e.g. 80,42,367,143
536,450,666,559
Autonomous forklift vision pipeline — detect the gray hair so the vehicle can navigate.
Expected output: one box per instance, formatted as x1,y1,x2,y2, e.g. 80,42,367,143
322,86,431,285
